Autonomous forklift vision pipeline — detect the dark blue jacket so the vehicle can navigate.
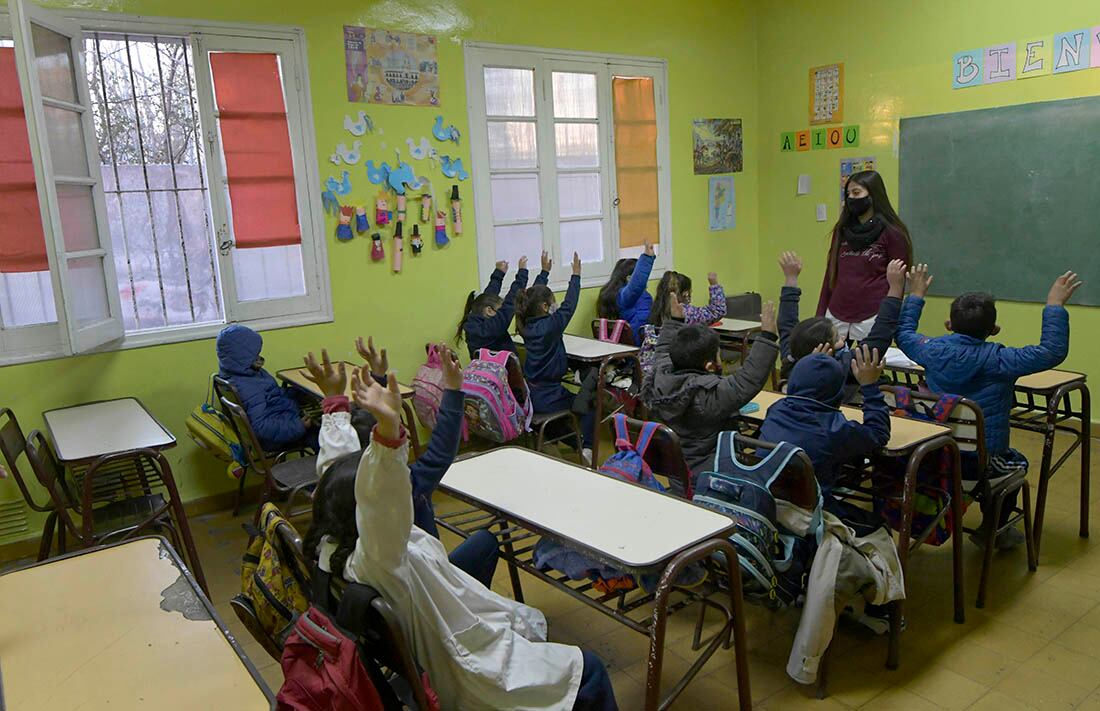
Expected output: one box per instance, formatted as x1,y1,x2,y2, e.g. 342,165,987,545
896,296,1069,454
760,354,890,487
618,253,655,345
521,274,581,386
411,388,465,538
463,268,536,359
216,324,304,450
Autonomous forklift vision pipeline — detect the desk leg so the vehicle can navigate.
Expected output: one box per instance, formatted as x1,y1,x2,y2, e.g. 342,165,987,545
592,357,608,470
1078,385,1091,540
1032,382,1091,556
496,519,525,604
948,443,966,623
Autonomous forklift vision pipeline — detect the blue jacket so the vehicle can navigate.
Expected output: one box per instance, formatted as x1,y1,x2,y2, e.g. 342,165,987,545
522,274,581,387
617,253,655,345
411,388,465,538
896,296,1069,454
216,324,304,450
463,268,537,359
760,354,890,487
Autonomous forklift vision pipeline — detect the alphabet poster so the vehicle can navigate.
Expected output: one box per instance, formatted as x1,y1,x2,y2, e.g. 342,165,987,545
809,63,844,125
344,26,439,106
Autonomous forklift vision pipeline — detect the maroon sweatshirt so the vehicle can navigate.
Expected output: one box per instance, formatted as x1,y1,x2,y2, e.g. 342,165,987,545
816,224,909,322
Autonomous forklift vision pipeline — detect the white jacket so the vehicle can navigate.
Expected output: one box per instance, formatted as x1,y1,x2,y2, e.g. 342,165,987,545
322,417,583,710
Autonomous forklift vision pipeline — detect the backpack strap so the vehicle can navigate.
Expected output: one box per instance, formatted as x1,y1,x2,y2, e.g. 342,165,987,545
425,343,442,367
893,385,912,413
475,348,512,365
713,431,737,471
612,413,630,449
634,421,660,459
609,319,625,343
929,393,962,422
598,319,609,341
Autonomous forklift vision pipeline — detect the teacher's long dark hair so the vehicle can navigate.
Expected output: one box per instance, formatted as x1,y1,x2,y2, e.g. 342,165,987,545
826,170,912,289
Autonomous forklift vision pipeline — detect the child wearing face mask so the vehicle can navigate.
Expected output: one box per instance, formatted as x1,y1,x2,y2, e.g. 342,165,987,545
514,252,596,464
641,295,778,483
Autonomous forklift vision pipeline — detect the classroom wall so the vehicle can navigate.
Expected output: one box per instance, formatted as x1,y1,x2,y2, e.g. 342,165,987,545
755,0,1100,388
0,0,761,544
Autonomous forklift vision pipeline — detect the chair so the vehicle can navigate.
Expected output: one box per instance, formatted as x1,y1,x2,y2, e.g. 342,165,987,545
590,318,635,346
881,386,1037,608
0,409,64,561
219,394,319,524
24,432,208,593
605,416,693,498
526,410,585,465
725,292,762,320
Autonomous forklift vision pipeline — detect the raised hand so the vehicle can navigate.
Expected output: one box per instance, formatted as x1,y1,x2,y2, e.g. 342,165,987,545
886,259,907,298
302,349,347,398
1047,271,1083,307
572,251,582,276
760,301,777,335
643,240,656,257
438,343,464,391
811,342,835,357
541,250,553,273
850,344,885,386
708,272,719,286
352,370,402,440
518,255,528,271
495,260,509,274
356,336,388,377
778,251,802,287
907,264,934,299
669,291,685,320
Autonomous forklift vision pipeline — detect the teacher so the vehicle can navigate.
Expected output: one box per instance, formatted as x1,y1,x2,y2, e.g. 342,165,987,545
816,170,913,341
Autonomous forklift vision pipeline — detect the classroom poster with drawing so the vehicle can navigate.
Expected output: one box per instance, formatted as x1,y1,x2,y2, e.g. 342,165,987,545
708,176,735,230
693,119,743,174
840,157,875,205
810,63,844,124
344,26,439,106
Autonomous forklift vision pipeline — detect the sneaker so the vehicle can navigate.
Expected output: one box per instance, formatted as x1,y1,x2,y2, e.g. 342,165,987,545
995,526,1025,551
581,448,593,466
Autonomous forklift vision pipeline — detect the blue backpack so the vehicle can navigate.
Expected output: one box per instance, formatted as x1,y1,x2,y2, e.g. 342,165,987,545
599,414,665,492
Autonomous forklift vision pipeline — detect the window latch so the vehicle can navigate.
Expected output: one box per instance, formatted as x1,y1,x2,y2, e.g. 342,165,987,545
612,197,621,207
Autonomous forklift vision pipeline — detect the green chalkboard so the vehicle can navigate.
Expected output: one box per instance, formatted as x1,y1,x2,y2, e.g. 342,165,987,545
898,96,1100,306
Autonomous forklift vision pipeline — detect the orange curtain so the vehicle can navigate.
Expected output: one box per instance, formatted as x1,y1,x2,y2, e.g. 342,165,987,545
0,47,49,273
209,52,301,249
612,77,659,250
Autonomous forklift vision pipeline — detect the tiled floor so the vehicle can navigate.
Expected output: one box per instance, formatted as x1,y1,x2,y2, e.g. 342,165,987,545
187,426,1100,709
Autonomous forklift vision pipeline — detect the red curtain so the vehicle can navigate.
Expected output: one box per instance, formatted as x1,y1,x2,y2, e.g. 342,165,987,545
0,47,49,273
209,52,301,249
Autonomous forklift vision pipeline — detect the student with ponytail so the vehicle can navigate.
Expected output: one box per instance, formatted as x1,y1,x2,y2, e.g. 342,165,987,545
596,240,657,345
456,253,551,360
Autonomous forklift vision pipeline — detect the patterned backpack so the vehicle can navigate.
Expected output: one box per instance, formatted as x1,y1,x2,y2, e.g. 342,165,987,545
693,434,820,608
411,344,447,430
599,414,665,492
461,349,532,442
234,503,309,649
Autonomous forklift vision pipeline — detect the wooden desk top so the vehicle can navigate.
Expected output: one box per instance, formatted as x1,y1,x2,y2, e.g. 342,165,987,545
442,447,733,569
278,362,414,399
712,318,762,334
1015,369,1086,391
0,538,272,710
514,333,638,361
43,398,175,463
743,390,950,453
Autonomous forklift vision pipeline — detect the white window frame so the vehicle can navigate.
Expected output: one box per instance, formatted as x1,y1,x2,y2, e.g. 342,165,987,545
465,42,672,291
0,6,330,364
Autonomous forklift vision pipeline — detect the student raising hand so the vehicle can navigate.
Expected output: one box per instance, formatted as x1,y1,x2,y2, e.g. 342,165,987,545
1047,271,1083,306
518,255,528,271
886,259,907,298
571,251,582,276
302,349,347,398
761,301,777,335
668,291,685,320
850,344,885,386
541,250,552,273
438,343,464,391
495,260,509,274
708,272,719,286
779,251,802,287
356,336,388,378
908,264,934,298
352,370,403,440
643,239,655,257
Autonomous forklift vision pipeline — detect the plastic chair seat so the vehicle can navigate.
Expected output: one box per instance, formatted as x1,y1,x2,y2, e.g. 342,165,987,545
271,455,320,491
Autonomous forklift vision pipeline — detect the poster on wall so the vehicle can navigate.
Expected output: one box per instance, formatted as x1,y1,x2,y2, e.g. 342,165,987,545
840,156,875,206
708,176,736,230
344,26,439,106
809,63,844,125
692,119,743,174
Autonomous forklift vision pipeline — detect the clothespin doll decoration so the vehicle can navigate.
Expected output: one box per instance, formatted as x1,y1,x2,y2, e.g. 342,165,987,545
392,221,404,273
370,232,385,261
410,224,423,254
434,210,449,246
375,196,392,226
419,192,432,223
337,206,355,241
396,194,407,223
355,206,369,234
450,185,463,235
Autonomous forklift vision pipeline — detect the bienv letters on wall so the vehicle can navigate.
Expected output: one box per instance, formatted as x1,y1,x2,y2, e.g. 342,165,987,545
953,25,1100,88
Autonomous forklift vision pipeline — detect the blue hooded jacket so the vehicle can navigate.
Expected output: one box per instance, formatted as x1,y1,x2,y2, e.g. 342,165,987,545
896,296,1069,454
617,253,655,345
216,324,305,451
760,354,890,487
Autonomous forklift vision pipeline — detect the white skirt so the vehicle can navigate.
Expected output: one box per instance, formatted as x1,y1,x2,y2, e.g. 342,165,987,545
825,310,877,342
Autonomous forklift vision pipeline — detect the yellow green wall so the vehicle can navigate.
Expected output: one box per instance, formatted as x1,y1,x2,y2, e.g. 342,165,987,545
756,0,1099,384
0,0,762,543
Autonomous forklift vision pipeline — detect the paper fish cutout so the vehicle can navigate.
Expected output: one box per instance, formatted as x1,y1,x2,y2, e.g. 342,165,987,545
325,171,351,196
439,156,469,181
334,140,361,165
406,137,433,160
366,160,391,186
388,161,421,195
344,111,374,136
321,190,341,216
432,116,460,144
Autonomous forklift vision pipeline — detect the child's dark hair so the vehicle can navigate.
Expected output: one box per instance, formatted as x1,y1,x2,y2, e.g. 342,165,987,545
950,292,997,339
454,290,503,343
513,285,553,335
790,317,837,360
303,451,362,578
669,324,720,372
649,271,693,326
596,258,638,319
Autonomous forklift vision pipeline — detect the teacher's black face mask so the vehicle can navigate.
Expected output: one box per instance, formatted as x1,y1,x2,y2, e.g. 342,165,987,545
845,194,872,217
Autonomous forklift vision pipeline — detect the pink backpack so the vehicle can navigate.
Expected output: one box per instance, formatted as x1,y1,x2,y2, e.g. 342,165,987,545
461,349,532,443
411,344,446,429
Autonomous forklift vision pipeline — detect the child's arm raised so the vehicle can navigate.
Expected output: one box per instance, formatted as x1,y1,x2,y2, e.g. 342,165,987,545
472,257,530,340
534,250,552,287
548,252,583,332
839,346,891,453
997,271,1078,378
777,251,803,363
409,345,466,500
860,259,907,355
619,241,656,309
303,350,358,477
716,301,778,415
683,272,726,324
895,264,933,363
485,260,508,297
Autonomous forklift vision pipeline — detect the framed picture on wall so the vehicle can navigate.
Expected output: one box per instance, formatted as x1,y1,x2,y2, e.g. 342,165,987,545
809,63,844,125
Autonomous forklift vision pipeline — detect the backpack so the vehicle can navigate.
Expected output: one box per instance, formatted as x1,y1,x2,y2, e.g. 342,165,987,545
187,374,246,479
461,348,532,443
233,503,309,649
693,433,820,608
595,318,628,344
411,344,447,430
599,414,665,493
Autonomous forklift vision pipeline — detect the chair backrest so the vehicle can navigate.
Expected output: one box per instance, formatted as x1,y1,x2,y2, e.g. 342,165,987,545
606,415,692,498
880,385,985,463
731,433,819,510
590,319,635,346
275,515,312,595
0,408,52,513
725,292,762,321
219,395,273,476
24,430,85,543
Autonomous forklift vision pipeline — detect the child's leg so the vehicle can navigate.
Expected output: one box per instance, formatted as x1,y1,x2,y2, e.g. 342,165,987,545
573,650,618,711
980,488,1020,529
447,529,500,589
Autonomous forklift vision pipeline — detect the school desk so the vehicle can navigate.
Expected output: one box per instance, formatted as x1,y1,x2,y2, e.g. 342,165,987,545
437,447,752,710
882,361,1091,558
712,318,762,365
740,390,966,669
0,537,273,710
